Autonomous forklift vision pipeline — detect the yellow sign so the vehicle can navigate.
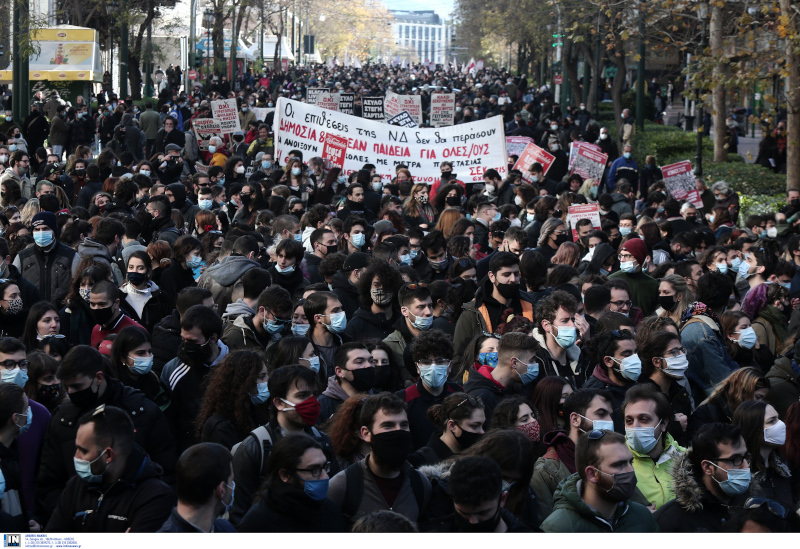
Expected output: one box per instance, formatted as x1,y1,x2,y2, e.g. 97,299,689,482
34,28,98,43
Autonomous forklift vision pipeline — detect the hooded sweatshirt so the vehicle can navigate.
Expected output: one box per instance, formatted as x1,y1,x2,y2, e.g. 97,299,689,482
197,254,260,315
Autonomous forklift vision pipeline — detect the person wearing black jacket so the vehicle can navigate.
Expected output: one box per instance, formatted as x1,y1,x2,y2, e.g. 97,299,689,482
45,405,175,533
344,258,403,342
268,239,309,300
145,196,181,246
0,238,40,307
238,433,345,532
75,164,105,210
331,252,368,318
166,182,200,234
150,287,214,375
36,346,177,518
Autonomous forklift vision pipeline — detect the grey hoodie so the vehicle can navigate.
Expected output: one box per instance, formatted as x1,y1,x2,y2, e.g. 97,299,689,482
197,254,260,315
222,298,256,322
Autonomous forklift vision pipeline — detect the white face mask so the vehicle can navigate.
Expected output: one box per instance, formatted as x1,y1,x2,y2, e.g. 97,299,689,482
765,420,787,445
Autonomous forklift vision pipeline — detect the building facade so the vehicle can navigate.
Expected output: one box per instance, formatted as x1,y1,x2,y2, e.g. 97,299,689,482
390,10,451,65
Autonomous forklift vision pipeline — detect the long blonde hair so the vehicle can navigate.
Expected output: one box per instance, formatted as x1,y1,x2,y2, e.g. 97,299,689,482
435,208,461,236
404,183,433,218
702,367,770,412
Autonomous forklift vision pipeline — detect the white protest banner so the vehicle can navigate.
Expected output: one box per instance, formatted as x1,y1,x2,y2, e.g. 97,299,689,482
322,133,348,167
476,60,484,70
430,93,455,127
513,142,555,183
568,204,601,241
384,91,423,126
506,136,533,158
211,99,241,134
338,93,355,115
387,111,418,128
571,144,608,182
192,118,222,151
662,160,703,208
316,92,340,112
251,107,275,122
362,97,385,120
306,88,329,105
275,97,506,184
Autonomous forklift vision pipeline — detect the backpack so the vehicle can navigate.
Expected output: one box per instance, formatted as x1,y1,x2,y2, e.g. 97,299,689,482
231,424,323,476
183,130,199,162
340,461,426,522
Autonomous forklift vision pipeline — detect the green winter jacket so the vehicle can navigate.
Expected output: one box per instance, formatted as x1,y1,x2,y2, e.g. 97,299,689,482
530,446,573,520
629,433,685,510
540,473,660,533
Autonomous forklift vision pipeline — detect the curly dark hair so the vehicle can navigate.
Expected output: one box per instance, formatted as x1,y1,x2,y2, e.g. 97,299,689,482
408,329,453,368
357,258,403,309
195,350,268,440
534,289,578,328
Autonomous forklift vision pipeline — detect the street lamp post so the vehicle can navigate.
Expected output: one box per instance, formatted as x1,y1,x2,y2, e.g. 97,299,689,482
231,6,237,91
635,1,645,132
203,9,214,80
189,0,197,74
119,0,129,98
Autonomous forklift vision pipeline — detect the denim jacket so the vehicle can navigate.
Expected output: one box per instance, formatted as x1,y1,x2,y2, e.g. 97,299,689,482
681,315,739,404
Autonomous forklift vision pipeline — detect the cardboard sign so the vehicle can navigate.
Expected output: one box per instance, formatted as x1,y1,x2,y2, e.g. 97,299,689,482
387,111,418,128
306,88,329,105
338,93,355,115
506,136,534,158
322,133,348,168
316,92,340,112
362,97,385,120
275,97,507,183
568,142,602,171
567,204,601,241
251,107,275,122
571,144,608,182
384,91,422,126
430,93,455,127
211,99,241,134
192,118,222,151
662,160,703,208
513,142,555,183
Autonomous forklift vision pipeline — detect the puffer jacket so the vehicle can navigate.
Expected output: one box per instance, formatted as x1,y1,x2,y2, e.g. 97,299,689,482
36,378,177,518
44,445,174,532
15,240,78,307
746,450,796,509
629,433,685,510
197,254,261,316
540,473,659,532
654,451,742,532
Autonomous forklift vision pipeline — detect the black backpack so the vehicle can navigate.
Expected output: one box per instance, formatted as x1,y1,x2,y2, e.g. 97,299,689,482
341,462,426,522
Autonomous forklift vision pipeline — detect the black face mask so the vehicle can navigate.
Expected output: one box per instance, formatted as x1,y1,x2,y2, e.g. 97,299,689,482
554,233,569,247
127,272,147,286
792,199,800,209
369,429,413,468
38,383,62,410
345,367,376,392
455,426,483,450
324,243,338,255
182,339,213,363
240,195,252,207
684,215,696,224
495,281,519,300
445,195,461,207
69,379,99,410
90,305,116,326
659,295,677,312
454,504,501,533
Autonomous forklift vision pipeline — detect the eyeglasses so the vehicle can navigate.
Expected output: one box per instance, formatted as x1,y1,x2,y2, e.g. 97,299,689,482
743,497,788,519
609,300,633,308
295,461,331,479
0,359,27,370
662,346,686,357
715,452,751,467
618,254,636,261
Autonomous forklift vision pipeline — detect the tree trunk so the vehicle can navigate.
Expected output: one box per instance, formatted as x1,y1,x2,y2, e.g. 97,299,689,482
581,43,598,113
779,0,799,190
710,4,728,162
128,4,154,100
563,40,581,105
611,35,627,147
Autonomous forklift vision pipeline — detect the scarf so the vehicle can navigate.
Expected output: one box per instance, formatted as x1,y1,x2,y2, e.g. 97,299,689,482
758,305,788,343
681,301,720,328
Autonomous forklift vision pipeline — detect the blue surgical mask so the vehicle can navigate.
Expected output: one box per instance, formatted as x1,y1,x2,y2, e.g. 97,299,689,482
14,406,32,435
372,182,382,192
619,226,632,237
478,351,498,368
624,152,631,159
578,414,614,433
350,233,365,248
187,255,204,269
611,354,642,381
262,160,272,170
291,167,302,176
34,231,54,247
208,145,217,153
516,359,540,385
139,170,151,177
418,364,449,389
302,477,329,502
738,258,754,279
250,381,270,405
223,481,235,513
399,253,412,266
406,310,432,331
276,263,295,274
550,325,577,349
620,260,637,273
626,419,662,453
493,212,502,222
735,327,758,349
590,186,598,198
198,199,213,210
128,356,153,375
324,311,347,333
263,318,286,334
780,282,791,291
716,262,728,274
710,463,751,496
301,355,321,373
293,232,303,243
599,268,610,276
1,367,28,387
74,449,107,484
730,256,742,272
291,322,310,337
409,248,420,259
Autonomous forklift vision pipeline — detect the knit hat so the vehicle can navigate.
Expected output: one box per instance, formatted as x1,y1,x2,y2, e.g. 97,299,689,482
31,211,58,236
620,238,647,265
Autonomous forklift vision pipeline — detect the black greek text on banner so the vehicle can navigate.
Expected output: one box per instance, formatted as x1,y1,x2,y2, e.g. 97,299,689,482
275,97,508,184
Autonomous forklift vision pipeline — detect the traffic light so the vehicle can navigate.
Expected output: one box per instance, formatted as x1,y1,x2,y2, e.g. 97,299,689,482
551,34,563,48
